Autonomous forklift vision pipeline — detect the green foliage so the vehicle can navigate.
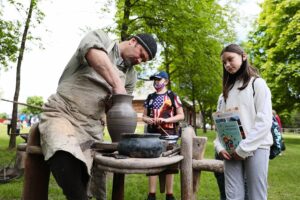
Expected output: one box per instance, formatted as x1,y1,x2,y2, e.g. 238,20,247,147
111,0,236,127
247,0,300,118
0,10,20,70
0,113,8,119
20,96,43,115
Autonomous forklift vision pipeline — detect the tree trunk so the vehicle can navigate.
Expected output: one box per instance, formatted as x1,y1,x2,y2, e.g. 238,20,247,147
9,0,35,149
120,0,131,41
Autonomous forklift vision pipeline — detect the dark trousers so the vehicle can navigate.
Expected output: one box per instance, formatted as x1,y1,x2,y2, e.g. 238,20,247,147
214,153,226,200
7,124,11,135
47,151,89,200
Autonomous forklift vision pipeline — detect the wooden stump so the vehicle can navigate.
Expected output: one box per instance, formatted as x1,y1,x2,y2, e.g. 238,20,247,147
22,124,50,200
180,126,195,200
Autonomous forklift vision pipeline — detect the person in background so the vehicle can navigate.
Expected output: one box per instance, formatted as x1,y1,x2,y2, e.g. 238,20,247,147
142,71,184,200
38,29,157,200
272,110,282,132
5,118,11,135
272,110,286,152
16,119,22,135
214,44,273,200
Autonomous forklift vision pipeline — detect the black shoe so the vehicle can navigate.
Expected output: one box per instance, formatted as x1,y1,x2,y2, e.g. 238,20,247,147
146,194,156,200
166,194,176,200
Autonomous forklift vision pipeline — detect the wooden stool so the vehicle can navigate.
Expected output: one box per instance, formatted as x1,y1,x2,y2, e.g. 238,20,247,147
93,153,183,200
22,123,50,200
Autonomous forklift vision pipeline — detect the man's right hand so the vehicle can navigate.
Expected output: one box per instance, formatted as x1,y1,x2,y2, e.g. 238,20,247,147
86,49,126,94
112,87,127,94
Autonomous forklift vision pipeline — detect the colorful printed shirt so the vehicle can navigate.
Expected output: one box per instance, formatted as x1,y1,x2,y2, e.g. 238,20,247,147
144,91,182,135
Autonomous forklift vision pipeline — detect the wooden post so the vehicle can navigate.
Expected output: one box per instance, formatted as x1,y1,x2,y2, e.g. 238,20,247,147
159,174,166,193
22,124,50,200
192,137,207,199
180,126,195,200
112,173,125,200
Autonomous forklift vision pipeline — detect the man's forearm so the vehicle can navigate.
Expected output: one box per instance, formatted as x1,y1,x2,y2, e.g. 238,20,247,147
85,48,126,94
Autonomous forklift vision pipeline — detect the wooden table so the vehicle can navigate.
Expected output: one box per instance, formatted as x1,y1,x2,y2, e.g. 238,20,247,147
93,153,183,200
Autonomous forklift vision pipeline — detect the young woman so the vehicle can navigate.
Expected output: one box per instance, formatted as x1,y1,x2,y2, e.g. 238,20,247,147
214,44,273,200
142,71,184,200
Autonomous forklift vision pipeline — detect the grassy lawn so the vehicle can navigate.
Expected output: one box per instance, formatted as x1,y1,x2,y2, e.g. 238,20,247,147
0,124,300,200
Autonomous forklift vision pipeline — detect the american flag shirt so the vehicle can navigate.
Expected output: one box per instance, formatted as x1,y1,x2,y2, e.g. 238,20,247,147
144,91,182,134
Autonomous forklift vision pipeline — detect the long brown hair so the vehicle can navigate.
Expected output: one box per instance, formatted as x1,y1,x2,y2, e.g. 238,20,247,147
221,44,259,100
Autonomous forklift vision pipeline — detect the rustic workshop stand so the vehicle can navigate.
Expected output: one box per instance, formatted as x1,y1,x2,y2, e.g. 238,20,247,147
21,125,223,200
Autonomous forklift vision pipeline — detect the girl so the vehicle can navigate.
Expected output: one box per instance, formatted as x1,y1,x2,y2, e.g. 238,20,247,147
214,44,273,200
143,71,184,200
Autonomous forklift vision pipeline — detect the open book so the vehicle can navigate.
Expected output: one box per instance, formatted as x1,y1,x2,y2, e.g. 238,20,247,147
213,107,245,154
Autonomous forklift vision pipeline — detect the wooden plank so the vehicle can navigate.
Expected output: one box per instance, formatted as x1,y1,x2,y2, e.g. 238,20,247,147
93,154,183,169
94,165,167,174
193,159,224,173
192,137,207,199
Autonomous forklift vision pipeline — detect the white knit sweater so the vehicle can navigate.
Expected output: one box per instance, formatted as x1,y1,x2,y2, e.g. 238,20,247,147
214,77,273,158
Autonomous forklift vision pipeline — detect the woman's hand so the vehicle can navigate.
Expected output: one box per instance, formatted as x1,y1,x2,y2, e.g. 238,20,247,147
232,150,244,160
219,150,231,160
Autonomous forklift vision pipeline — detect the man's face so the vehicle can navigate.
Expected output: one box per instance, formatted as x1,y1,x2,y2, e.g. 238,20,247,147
122,38,150,66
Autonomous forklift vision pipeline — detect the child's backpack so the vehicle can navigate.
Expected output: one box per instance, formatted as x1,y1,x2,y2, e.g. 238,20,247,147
269,116,282,159
252,78,282,159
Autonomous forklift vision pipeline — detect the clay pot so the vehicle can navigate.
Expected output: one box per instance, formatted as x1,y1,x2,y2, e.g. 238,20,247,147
106,94,137,142
117,134,163,158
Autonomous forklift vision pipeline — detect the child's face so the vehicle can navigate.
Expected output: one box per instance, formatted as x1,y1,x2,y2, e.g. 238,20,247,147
221,52,244,74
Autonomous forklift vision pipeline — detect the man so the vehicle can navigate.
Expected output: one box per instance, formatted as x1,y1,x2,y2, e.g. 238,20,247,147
38,29,157,200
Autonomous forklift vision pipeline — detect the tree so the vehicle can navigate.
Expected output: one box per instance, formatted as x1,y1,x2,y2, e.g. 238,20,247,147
111,0,235,131
0,6,20,70
20,96,43,115
8,0,45,149
247,0,300,123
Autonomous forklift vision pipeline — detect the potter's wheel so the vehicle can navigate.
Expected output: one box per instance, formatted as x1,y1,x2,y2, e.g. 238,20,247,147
91,141,118,152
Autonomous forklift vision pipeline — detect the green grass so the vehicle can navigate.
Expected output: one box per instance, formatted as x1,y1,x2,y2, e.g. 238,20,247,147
0,124,300,199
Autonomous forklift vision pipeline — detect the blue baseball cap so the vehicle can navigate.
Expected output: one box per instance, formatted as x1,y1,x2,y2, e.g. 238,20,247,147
150,71,169,80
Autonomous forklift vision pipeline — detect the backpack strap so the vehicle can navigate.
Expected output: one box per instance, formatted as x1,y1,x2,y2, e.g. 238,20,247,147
166,90,177,115
252,77,258,97
146,92,156,116
252,77,258,113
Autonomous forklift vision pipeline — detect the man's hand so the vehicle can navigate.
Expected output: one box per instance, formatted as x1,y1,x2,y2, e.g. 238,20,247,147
113,87,127,94
86,49,126,94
